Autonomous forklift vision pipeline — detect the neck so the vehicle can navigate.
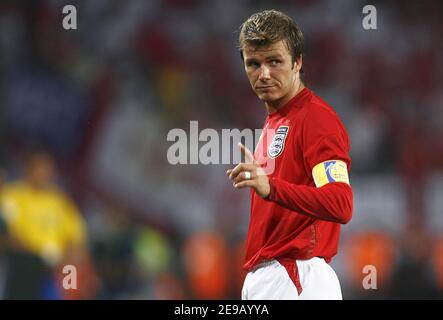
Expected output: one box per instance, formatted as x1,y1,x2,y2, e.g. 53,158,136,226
265,81,305,114
26,180,52,190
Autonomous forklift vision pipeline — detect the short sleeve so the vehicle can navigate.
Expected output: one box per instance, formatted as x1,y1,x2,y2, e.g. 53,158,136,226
301,104,351,174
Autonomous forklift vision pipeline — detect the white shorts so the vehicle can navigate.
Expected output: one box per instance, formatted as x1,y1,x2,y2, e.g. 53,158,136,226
241,257,342,300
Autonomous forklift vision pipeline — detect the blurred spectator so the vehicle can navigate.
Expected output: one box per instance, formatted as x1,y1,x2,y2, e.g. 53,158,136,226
388,219,441,299
0,151,97,299
344,230,397,299
431,236,443,297
182,231,230,299
90,209,137,299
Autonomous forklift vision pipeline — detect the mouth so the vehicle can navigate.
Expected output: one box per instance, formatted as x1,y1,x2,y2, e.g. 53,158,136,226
256,85,275,90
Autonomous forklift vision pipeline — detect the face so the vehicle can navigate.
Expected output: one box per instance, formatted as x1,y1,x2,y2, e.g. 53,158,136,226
243,40,302,110
26,153,56,188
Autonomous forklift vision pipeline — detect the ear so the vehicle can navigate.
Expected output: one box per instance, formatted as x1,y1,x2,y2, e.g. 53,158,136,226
294,55,303,72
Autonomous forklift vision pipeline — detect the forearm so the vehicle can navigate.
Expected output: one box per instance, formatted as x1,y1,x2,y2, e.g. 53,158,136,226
266,177,353,224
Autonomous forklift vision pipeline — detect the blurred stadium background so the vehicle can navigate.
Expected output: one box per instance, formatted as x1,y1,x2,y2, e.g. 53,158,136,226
0,0,442,299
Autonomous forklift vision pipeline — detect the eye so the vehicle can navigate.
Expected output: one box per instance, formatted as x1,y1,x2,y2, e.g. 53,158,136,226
270,60,281,66
247,61,260,69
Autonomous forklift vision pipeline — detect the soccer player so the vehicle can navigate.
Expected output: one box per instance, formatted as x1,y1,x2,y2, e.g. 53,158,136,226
0,151,92,299
227,10,353,300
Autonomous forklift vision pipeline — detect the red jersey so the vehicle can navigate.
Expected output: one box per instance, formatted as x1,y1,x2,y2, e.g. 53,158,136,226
244,87,353,273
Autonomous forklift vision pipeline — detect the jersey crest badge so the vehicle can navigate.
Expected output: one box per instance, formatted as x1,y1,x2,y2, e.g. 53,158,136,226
268,126,289,159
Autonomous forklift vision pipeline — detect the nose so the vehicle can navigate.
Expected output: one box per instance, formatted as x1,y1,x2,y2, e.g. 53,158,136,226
259,65,271,81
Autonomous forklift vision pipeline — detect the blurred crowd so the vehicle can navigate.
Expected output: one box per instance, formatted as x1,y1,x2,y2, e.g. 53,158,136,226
0,0,443,299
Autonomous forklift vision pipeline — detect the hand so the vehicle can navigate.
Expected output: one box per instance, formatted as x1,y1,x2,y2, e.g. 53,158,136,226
226,142,270,199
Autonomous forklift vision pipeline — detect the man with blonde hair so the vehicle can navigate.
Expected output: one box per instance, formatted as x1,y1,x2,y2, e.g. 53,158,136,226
227,10,353,300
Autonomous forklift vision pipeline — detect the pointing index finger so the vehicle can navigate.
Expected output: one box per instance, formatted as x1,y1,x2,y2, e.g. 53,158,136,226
238,142,254,163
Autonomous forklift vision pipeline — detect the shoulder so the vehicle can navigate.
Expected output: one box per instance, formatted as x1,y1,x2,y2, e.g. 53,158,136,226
1,181,27,197
48,187,75,207
1,182,27,220
301,91,342,126
298,90,349,144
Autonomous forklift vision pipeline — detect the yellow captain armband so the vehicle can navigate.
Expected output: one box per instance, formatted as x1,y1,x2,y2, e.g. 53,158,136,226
312,160,350,188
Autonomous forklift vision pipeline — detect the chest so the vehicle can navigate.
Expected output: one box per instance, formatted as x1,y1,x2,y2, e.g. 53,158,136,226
14,192,65,229
254,116,309,182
